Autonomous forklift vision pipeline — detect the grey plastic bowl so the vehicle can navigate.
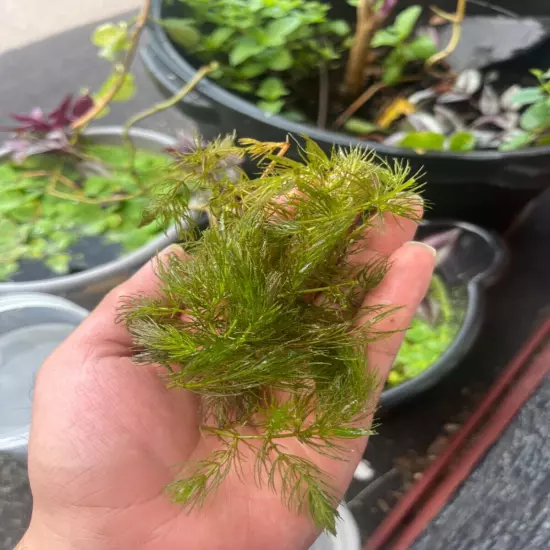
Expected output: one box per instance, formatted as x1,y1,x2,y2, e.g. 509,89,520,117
379,220,508,409
0,293,88,457
0,127,178,309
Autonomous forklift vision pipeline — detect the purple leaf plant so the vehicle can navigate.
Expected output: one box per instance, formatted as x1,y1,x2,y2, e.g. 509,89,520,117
1,94,94,162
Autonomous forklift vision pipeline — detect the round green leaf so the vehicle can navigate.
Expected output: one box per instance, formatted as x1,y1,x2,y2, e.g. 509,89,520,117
266,16,302,39
206,27,235,50
163,18,201,50
95,73,136,103
45,253,72,275
404,35,438,61
230,81,255,93
372,29,400,48
400,132,445,151
394,6,422,40
84,176,110,197
92,22,130,61
92,23,121,47
0,262,18,281
343,118,378,135
230,37,265,66
499,131,534,151
326,20,351,37
257,77,289,101
520,101,550,131
268,50,293,71
239,63,266,78
510,87,544,107
382,63,404,85
447,132,476,152
258,99,285,115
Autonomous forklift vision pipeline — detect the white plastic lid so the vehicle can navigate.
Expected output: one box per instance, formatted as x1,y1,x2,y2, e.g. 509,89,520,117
0,293,88,456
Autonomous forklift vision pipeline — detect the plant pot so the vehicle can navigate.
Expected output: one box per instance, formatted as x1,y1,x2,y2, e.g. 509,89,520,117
0,127,178,310
379,220,507,409
142,0,550,232
0,293,88,457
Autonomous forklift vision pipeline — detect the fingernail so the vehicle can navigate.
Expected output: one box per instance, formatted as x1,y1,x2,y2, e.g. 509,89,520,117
161,243,185,255
411,194,424,207
405,240,436,257
157,243,186,264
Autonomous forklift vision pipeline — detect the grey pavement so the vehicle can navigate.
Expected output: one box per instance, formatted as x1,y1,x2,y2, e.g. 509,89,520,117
1,0,141,54
0,3,191,548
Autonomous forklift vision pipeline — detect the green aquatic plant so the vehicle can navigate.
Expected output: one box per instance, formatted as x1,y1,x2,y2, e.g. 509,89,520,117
0,145,170,281
500,68,550,151
0,0,216,282
121,136,422,532
388,274,457,386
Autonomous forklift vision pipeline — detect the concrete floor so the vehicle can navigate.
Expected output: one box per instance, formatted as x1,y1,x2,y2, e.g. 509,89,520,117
1,0,140,54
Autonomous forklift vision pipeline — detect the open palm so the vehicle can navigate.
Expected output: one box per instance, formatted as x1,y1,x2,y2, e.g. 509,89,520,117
22,211,434,550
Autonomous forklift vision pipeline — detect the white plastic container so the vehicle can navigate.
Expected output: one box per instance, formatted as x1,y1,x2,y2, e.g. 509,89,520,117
310,504,361,550
0,293,88,456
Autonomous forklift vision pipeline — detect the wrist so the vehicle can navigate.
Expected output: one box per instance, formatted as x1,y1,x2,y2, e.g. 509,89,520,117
16,523,84,550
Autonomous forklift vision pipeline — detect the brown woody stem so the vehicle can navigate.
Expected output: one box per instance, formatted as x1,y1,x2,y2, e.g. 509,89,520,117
344,0,390,97
425,0,467,76
334,81,387,128
71,0,152,130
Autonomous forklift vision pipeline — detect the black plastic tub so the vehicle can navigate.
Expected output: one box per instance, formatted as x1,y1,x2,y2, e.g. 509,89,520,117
379,220,507,409
142,0,550,231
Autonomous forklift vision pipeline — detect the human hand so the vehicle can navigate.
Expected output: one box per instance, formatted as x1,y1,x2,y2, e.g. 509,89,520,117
18,209,434,550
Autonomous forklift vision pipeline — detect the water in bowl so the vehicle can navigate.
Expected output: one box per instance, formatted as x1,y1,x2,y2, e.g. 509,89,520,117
0,323,75,438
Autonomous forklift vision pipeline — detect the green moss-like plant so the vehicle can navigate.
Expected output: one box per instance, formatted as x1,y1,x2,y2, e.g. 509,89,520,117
121,135,421,532
388,274,458,386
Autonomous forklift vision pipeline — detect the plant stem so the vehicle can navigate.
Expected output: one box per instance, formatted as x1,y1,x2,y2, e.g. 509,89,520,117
335,74,420,129
260,138,290,179
344,0,394,97
317,64,329,129
425,0,467,76
71,0,152,130
26,169,141,205
204,426,312,441
334,81,387,128
122,62,218,171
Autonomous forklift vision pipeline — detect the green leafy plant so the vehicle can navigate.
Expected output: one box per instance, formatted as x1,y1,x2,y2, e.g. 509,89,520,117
0,0,215,282
399,130,477,152
167,0,351,115
121,136,421,532
388,275,457,386
371,5,437,85
500,69,550,151
156,0,549,152
0,145,169,281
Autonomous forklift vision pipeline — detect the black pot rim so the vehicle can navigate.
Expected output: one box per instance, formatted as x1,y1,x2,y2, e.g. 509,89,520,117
149,0,550,163
379,220,507,409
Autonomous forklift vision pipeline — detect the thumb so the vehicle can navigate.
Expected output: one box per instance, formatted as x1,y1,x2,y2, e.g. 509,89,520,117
73,244,189,356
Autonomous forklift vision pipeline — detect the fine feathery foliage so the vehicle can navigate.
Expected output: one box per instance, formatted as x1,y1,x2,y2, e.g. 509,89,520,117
121,136,422,532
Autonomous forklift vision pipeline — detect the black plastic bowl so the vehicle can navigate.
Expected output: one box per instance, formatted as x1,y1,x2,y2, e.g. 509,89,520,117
379,220,507,409
142,0,550,231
